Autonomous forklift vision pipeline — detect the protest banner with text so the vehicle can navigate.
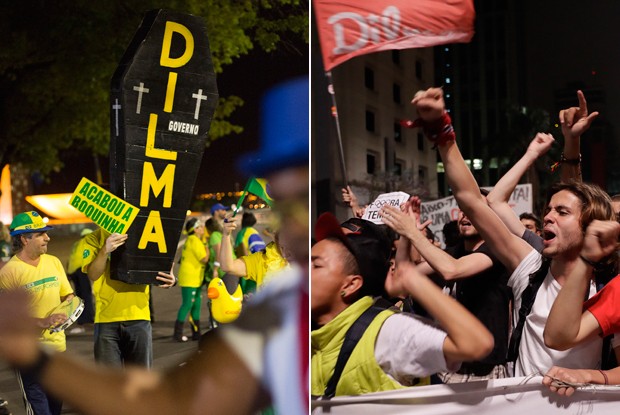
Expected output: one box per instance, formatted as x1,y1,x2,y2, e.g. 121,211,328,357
420,184,533,247
363,191,410,224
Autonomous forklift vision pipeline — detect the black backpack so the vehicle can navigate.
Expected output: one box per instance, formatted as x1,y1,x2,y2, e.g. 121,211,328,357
506,258,550,363
316,298,393,400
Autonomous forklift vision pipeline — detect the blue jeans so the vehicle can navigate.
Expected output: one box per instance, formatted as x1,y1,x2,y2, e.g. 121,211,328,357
94,320,152,368
17,369,62,415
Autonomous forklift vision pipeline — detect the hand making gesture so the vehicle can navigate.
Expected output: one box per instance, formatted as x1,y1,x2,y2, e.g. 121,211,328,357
559,90,598,141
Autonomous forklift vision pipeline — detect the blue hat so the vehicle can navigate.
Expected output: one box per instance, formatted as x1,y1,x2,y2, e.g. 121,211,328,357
237,77,308,177
210,203,229,215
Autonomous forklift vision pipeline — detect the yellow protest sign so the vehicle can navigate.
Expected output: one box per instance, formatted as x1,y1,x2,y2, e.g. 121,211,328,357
70,177,139,234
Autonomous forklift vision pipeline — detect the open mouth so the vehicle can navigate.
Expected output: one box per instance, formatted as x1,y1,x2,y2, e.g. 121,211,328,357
543,229,556,243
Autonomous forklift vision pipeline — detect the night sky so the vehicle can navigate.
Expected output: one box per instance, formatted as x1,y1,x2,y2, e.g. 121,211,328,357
523,0,620,118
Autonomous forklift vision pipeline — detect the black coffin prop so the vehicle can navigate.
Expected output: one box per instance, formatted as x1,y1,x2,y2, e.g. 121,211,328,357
110,9,218,284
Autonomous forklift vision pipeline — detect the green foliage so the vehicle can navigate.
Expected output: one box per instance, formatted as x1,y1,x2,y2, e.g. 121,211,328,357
209,96,245,141
0,0,308,175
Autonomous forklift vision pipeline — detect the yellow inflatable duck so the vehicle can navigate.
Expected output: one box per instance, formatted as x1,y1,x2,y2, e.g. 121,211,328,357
207,277,243,323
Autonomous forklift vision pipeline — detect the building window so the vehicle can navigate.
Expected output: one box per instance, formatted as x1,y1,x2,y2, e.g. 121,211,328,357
394,122,402,143
364,67,375,90
393,83,401,104
392,50,400,65
367,152,377,175
365,110,376,132
415,60,423,80
418,166,428,183
417,132,424,151
394,160,404,176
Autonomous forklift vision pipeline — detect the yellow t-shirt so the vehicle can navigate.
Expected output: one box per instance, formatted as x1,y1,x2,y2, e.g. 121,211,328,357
67,239,85,274
81,229,150,323
0,254,73,351
240,242,288,288
178,234,207,288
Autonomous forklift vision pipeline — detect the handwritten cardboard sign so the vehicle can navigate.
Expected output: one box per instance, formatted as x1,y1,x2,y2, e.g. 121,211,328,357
109,10,218,284
362,191,410,224
420,183,533,248
70,178,139,234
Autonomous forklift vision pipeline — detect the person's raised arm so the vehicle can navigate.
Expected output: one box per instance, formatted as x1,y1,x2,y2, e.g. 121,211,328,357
392,197,433,270
411,88,533,272
86,233,127,282
487,133,554,237
341,186,365,218
558,90,598,183
544,220,620,350
385,261,494,365
220,220,248,277
381,204,493,281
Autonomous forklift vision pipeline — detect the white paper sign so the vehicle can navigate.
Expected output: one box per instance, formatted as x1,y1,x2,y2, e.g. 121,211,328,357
362,191,410,224
420,184,533,247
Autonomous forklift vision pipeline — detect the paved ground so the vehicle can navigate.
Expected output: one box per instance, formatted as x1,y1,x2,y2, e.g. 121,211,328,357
0,230,211,415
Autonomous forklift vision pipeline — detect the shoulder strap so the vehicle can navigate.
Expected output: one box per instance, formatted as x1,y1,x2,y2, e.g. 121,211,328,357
322,301,389,399
506,259,550,362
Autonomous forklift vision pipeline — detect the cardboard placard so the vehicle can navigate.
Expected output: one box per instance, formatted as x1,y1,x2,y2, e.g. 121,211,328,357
420,184,534,248
109,9,218,284
69,178,139,234
362,191,410,224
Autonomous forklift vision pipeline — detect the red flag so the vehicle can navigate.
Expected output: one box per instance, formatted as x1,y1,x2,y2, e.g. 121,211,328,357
314,0,475,71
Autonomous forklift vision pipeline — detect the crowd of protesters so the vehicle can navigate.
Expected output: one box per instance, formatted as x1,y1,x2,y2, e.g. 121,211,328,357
0,76,309,415
311,87,620,399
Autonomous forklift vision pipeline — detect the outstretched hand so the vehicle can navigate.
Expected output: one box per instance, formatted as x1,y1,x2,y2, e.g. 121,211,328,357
559,90,599,141
380,205,417,238
403,196,433,230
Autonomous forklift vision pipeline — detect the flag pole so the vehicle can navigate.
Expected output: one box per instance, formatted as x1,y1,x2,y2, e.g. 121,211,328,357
232,178,251,218
232,191,247,218
326,71,350,186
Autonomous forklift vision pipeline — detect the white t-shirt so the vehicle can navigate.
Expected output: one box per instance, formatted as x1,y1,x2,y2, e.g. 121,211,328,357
375,313,459,384
509,249,602,376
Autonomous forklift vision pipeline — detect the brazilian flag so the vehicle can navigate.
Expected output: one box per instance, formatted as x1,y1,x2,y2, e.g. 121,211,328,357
245,178,273,206
233,178,274,216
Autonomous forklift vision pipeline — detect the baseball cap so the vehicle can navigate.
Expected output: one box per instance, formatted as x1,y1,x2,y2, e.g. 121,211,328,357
210,203,229,216
237,77,308,177
10,211,54,236
341,217,400,242
315,213,392,298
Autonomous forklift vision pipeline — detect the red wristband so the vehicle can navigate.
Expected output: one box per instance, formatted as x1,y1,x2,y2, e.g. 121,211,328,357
401,113,455,148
